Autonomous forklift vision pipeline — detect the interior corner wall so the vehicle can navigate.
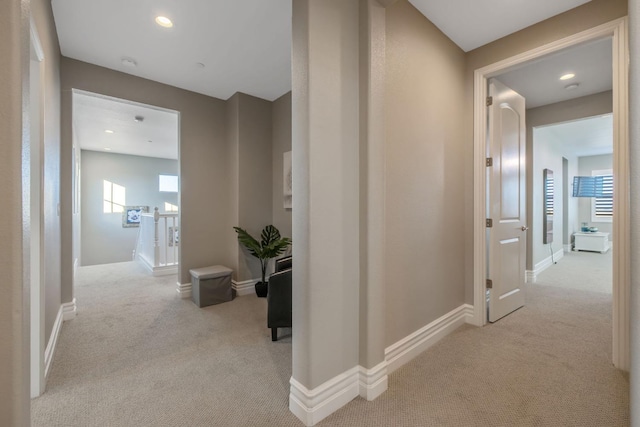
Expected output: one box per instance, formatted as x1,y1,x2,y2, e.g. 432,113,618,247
60,58,231,285
526,91,613,268
272,92,293,240
227,92,274,282
465,0,627,300
384,0,467,346
80,151,178,266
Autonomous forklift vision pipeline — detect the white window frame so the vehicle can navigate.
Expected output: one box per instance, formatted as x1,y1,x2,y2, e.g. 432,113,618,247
591,169,613,223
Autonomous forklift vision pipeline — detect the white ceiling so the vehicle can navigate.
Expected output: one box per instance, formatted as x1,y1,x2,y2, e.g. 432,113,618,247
52,0,292,102
73,91,179,160
57,0,607,159
497,37,612,109
408,0,592,52
535,114,612,157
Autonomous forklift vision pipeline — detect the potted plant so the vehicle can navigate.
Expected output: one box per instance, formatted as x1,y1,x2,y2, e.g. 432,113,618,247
233,225,291,297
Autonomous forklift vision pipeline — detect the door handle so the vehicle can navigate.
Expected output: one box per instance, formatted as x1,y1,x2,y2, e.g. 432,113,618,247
521,226,529,231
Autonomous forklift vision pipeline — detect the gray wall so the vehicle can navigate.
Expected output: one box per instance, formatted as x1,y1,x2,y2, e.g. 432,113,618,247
61,58,232,286
577,154,614,237
272,92,293,239
527,91,613,268
228,93,274,282
384,0,467,346
80,150,178,266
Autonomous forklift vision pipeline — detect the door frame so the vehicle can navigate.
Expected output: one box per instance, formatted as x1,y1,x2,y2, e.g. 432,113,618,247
471,18,630,371
29,17,46,398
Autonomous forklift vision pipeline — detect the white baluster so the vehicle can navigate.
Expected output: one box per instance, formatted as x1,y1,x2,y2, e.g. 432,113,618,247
153,207,160,268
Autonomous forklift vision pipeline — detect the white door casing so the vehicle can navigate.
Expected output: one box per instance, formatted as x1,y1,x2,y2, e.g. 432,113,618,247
487,79,526,323
472,18,629,370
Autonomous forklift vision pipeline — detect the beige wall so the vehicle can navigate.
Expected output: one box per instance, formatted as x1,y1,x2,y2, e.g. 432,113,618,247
526,91,613,268
229,93,274,281
384,0,467,346
0,1,29,423
61,58,232,285
464,0,627,302
272,92,293,240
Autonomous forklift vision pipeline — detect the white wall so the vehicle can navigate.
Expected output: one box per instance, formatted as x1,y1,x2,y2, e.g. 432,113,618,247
531,128,575,266
80,150,178,266
577,154,613,238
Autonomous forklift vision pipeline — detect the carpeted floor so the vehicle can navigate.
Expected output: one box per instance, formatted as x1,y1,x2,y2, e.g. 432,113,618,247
535,248,612,294
31,256,628,426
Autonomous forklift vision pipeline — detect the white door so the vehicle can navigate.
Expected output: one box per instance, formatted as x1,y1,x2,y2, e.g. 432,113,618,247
487,78,526,323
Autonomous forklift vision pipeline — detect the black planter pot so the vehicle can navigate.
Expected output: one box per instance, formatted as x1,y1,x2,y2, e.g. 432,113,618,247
255,281,268,298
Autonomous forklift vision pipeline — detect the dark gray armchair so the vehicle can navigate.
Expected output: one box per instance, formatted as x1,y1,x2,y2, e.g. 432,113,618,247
267,267,292,341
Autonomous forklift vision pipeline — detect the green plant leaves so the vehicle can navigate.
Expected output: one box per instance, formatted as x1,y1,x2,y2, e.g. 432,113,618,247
234,225,291,284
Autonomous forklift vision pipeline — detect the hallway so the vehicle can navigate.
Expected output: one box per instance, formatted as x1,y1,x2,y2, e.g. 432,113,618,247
31,259,628,426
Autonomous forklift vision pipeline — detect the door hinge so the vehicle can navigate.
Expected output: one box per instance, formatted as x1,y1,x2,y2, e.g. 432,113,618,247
486,157,493,167
486,96,493,106
486,279,493,289
486,218,493,228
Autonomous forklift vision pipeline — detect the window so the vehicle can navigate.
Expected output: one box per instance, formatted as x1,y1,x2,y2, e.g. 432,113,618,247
164,202,178,212
159,174,178,192
592,169,613,222
103,180,126,213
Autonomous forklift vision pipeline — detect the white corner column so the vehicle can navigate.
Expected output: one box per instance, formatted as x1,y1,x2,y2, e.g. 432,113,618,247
291,1,362,425
628,0,639,424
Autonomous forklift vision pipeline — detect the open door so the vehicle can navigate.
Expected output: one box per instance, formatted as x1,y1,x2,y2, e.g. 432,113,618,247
487,78,526,322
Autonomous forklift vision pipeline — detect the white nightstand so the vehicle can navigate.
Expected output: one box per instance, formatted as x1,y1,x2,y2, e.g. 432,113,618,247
574,232,610,253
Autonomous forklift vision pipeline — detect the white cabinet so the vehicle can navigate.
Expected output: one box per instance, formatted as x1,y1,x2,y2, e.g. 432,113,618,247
574,232,610,253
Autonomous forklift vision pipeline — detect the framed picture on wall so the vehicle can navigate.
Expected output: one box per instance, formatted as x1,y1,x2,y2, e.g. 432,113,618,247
122,206,149,228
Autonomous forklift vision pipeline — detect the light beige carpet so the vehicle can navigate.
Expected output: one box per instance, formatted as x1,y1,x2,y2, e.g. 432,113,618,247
31,260,628,426
536,248,612,294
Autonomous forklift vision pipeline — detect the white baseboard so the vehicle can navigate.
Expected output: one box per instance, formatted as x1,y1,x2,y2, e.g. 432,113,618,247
232,279,258,296
290,367,360,426
62,299,77,321
176,282,192,299
44,306,63,379
138,257,177,277
525,270,536,283
529,248,564,283
385,304,473,374
358,362,388,401
563,244,572,253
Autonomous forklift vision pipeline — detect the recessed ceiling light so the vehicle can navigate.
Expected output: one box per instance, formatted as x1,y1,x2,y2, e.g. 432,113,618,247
565,83,580,90
155,16,173,28
134,115,144,123
121,57,137,68
105,129,114,134
560,73,575,81
104,148,112,151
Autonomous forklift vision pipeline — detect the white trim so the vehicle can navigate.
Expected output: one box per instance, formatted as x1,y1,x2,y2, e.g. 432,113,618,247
62,299,77,321
526,270,536,283
358,362,388,401
473,18,630,371
176,281,192,299
527,249,565,283
232,278,259,296
29,17,44,62
385,304,473,374
44,306,63,379
138,256,178,277
563,244,572,253
289,367,360,426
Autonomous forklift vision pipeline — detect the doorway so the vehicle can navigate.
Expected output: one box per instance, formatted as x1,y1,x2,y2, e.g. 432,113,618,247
472,18,629,370
71,91,180,275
